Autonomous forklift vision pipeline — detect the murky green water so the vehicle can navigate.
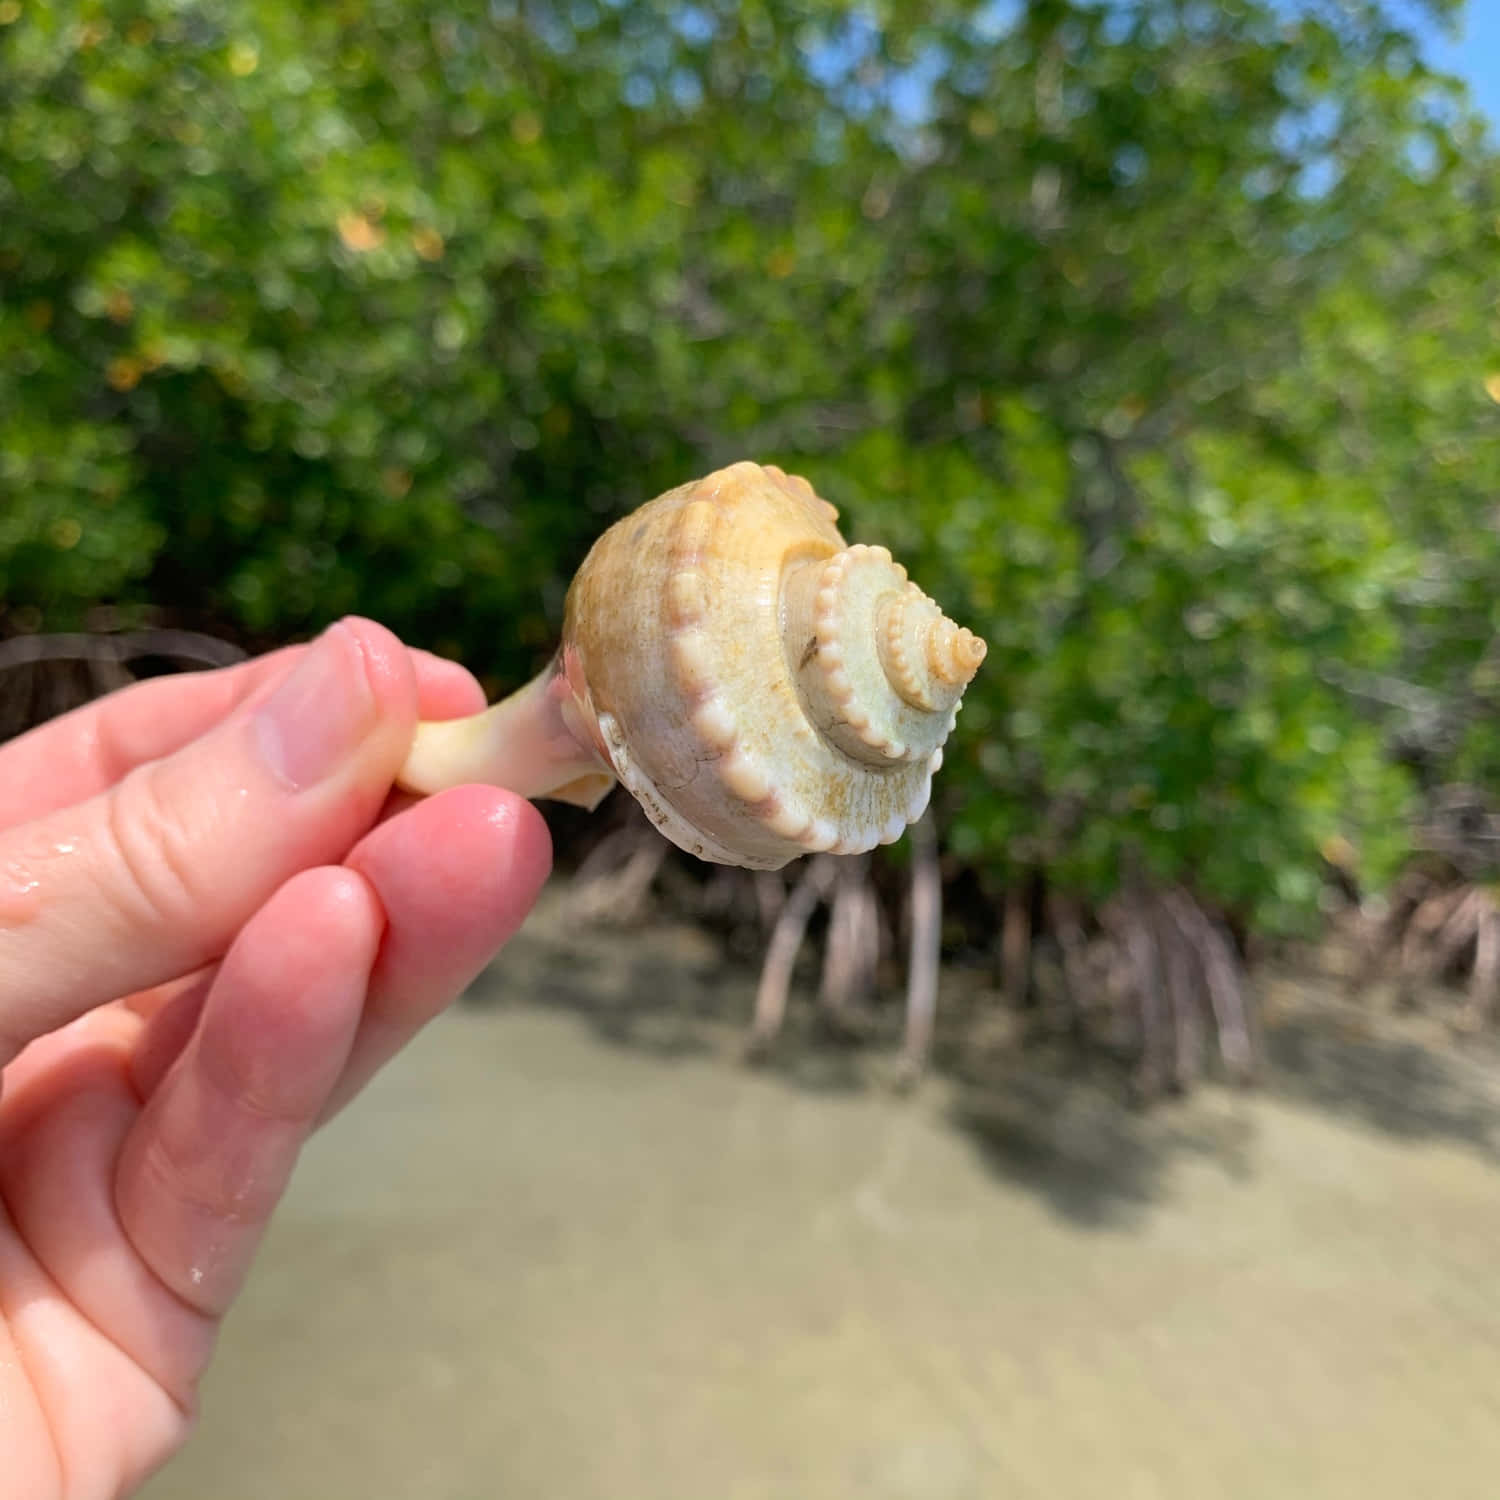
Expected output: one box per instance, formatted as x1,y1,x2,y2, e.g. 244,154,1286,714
142,896,1500,1499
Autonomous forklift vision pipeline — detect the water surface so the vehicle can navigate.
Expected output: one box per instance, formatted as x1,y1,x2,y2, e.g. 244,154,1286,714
143,898,1500,1499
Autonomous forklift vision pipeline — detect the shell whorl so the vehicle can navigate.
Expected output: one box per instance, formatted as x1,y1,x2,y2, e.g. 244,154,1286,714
810,545,910,761
795,543,984,770
880,579,988,710
562,461,985,870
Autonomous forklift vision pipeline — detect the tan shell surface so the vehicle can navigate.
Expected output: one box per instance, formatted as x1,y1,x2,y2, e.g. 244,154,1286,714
561,461,980,870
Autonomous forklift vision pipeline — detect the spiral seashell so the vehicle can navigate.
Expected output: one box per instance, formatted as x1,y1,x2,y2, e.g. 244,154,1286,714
398,461,986,870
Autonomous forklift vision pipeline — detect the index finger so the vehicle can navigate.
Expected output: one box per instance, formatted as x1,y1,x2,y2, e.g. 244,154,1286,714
0,645,484,831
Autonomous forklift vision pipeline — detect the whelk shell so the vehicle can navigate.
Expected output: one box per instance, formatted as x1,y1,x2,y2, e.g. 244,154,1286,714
398,461,985,870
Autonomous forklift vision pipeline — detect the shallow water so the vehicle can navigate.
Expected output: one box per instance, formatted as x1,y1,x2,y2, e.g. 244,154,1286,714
143,898,1500,1500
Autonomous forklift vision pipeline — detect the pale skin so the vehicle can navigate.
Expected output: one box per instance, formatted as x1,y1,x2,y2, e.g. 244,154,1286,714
0,618,553,1499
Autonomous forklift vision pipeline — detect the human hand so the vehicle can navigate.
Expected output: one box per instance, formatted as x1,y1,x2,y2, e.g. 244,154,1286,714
0,620,551,1499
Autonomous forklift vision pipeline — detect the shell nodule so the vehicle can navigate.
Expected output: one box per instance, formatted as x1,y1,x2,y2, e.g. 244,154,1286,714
561,460,985,869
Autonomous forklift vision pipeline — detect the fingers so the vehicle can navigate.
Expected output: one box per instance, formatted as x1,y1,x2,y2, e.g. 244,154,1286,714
0,642,484,830
0,1014,211,1462
319,785,552,1120
409,649,489,721
0,619,416,1069
115,867,382,1327
126,970,216,1102
123,788,552,1120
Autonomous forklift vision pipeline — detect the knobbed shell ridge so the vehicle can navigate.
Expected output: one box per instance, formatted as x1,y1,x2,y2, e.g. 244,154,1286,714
397,461,985,870
559,461,985,869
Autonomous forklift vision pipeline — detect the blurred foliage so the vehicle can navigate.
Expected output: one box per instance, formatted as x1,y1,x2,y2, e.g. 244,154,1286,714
2,0,1497,932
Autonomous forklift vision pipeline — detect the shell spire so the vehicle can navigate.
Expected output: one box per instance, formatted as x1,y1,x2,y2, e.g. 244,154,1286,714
778,541,986,772
879,578,986,710
398,462,986,870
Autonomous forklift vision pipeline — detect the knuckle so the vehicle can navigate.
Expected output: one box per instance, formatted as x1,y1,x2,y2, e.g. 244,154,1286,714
199,1034,314,1131
104,761,205,933
140,1126,278,1234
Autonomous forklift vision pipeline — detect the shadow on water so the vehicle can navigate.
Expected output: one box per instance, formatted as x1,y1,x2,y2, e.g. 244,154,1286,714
471,897,1500,1222
939,1039,1259,1229
946,995,1500,1223
465,902,875,1090
949,1084,1167,1230
945,983,1500,1224
466,944,720,1062
1256,995,1500,1161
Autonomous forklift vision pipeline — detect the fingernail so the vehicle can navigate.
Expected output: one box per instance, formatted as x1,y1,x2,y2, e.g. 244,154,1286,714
254,624,375,790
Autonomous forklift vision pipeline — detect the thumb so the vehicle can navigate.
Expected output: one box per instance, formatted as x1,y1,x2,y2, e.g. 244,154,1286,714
0,619,418,1069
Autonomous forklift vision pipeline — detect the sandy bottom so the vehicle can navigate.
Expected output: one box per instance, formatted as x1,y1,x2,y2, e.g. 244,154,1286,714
142,895,1500,1500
